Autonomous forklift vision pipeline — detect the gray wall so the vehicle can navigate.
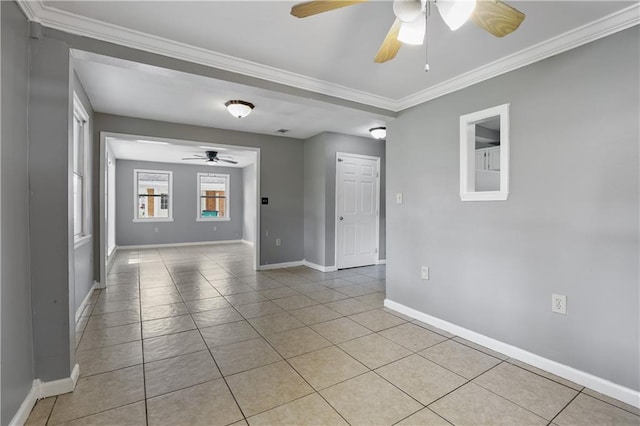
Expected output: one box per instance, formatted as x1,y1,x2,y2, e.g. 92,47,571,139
29,34,75,383
386,27,639,391
116,159,243,246
1,2,34,424
303,135,328,266
72,71,95,313
304,132,386,267
242,163,257,243
95,114,304,265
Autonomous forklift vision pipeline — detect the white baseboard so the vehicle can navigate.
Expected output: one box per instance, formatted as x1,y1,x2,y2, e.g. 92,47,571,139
384,299,640,409
241,240,254,246
75,282,98,323
94,279,106,290
39,364,80,398
303,260,338,273
9,364,80,426
260,260,304,271
107,246,118,274
8,382,38,426
118,239,244,250
376,259,387,265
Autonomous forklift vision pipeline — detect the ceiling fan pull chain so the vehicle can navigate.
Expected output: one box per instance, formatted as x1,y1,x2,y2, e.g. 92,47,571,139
424,4,430,72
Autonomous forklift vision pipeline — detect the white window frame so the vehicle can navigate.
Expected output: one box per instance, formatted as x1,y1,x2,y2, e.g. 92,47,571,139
196,172,230,221
133,169,174,222
73,92,91,246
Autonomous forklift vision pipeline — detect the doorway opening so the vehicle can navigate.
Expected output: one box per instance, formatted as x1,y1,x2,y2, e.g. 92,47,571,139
99,132,261,286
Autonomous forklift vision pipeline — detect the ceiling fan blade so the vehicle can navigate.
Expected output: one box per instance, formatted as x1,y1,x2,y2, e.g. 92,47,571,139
218,158,239,165
374,19,402,63
182,157,205,160
471,0,525,38
291,0,367,18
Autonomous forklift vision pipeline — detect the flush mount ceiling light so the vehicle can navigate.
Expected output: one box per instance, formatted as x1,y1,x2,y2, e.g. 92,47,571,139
369,127,387,140
225,100,255,118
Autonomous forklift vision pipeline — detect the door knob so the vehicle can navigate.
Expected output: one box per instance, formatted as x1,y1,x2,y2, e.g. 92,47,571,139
339,216,344,220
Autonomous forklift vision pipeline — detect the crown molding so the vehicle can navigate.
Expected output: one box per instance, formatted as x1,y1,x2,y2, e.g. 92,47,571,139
17,1,640,113
16,0,39,22
396,3,640,110
18,0,398,111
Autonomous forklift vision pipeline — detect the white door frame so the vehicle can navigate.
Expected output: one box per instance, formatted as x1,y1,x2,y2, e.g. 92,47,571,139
98,131,261,286
334,152,381,270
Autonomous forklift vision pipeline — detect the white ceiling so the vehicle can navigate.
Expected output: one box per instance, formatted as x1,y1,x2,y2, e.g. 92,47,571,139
38,1,636,98
21,0,638,144
108,136,257,168
73,53,389,140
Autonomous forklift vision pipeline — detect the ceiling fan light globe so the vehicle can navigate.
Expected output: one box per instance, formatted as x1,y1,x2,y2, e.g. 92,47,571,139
393,0,422,23
436,0,476,31
397,15,426,45
225,100,254,118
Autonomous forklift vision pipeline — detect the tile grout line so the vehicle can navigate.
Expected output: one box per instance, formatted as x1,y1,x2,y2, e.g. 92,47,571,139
136,249,151,426
218,264,379,424
174,255,253,425
225,291,354,425
502,358,586,393
547,390,582,425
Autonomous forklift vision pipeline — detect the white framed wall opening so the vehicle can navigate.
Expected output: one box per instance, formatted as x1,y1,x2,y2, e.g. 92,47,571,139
99,132,261,286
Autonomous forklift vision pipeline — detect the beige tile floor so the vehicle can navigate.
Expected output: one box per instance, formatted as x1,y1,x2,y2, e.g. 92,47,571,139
26,243,640,426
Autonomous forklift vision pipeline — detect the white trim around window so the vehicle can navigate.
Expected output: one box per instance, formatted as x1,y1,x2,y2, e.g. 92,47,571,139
73,92,92,242
196,172,230,221
133,169,174,222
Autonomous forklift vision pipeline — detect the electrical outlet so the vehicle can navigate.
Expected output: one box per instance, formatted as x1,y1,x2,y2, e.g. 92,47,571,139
396,192,404,204
213,225,217,231
154,227,159,233
276,238,281,246
421,266,429,280
552,294,567,315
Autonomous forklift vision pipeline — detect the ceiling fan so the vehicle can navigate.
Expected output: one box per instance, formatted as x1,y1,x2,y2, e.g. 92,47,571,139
290,0,525,64
182,151,238,165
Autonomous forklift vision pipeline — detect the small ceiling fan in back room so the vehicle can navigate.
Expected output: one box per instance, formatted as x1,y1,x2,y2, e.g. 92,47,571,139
182,151,238,164
290,0,525,69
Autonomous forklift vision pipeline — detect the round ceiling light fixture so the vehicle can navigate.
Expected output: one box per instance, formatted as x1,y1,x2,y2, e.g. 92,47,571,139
225,100,255,118
369,127,387,140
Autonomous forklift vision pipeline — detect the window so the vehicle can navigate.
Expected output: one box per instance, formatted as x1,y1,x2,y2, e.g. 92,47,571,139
197,173,229,221
134,169,173,221
73,93,89,241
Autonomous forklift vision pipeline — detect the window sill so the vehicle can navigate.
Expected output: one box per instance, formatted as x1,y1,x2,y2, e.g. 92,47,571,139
132,218,174,223
196,217,231,222
74,235,92,250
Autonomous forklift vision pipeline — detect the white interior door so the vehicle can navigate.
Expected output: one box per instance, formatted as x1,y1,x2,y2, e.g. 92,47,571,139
336,153,379,269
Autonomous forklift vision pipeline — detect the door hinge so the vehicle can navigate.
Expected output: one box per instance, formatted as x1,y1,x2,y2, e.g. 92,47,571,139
376,172,379,178
375,248,378,254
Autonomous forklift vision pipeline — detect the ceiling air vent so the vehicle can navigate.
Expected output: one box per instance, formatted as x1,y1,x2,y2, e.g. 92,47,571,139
275,129,290,134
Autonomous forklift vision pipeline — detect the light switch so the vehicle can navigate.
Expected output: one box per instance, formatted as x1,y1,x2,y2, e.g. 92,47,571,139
396,192,403,204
